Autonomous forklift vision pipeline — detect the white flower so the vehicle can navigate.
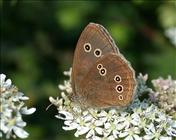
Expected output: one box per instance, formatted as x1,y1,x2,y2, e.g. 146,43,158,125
116,112,140,130
0,73,12,91
97,109,118,123
166,126,176,137
104,120,119,139
119,127,141,140
63,68,72,76
58,68,72,94
58,80,72,94
73,116,92,137
62,111,104,138
143,123,169,140
85,119,104,139
151,76,176,116
0,74,36,139
143,105,157,122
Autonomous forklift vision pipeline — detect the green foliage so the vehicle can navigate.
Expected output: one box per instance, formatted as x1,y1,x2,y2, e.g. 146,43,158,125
1,1,175,140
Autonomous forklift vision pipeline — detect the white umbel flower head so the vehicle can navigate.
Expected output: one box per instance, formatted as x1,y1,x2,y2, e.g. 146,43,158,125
49,69,176,140
0,74,36,139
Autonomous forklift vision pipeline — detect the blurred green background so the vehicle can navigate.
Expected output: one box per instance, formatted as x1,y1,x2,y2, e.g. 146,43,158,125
1,0,176,140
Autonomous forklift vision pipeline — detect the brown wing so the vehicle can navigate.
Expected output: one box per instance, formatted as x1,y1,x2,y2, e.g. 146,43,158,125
80,53,136,108
72,23,119,95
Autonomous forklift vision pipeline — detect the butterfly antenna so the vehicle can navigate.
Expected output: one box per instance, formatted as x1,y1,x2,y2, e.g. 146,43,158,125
46,103,53,111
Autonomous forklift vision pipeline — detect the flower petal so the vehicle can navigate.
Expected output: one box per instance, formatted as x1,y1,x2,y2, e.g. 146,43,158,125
112,130,119,138
13,126,29,139
116,123,125,130
62,122,78,131
91,136,102,140
58,111,73,120
119,131,128,138
95,127,103,135
75,127,90,137
94,120,104,126
143,135,154,140
5,79,12,87
159,136,172,140
104,122,111,129
125,135,133,140
0,73,6,84
16,116,27,127
107,135,116,140
21,107,36,115
58,85,66,90
19,95,29,100
133,134,142,140
86,129,95,138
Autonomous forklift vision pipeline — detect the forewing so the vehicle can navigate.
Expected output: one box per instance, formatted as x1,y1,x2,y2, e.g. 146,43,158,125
72,23,119,94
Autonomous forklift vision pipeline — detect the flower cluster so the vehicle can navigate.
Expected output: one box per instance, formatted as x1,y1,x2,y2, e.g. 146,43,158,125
0,74,36,139
49,69,176,140
152,76,176,118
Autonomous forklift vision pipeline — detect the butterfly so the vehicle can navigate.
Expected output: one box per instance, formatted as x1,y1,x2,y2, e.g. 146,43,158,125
70,23,136,109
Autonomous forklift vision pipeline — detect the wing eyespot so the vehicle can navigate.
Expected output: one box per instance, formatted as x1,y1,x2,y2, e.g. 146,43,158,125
84,43,91,52
118,95,123,100
97,64,103,70
114,75,121,83
115,85,123,93
94,49,102,57
99,68,106,76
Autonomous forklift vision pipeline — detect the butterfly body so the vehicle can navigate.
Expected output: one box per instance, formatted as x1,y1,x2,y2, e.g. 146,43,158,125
71,23,136,109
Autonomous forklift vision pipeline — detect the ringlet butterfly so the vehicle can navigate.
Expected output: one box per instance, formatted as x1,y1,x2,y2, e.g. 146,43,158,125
70,23,136,109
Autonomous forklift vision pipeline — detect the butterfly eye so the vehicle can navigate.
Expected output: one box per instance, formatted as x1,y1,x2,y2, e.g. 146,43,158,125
97,64,103,70
99,68,106,76
118,95,123,100
114,75,121,83
115,85,123,93
94,49,102,57
84,43,91,52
